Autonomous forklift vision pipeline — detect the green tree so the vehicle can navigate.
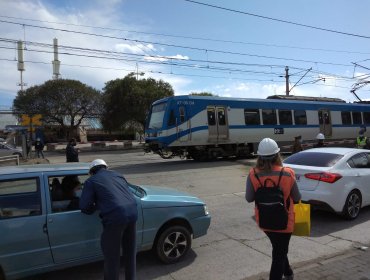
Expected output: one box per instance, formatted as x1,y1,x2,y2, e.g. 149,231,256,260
101,73,174,132
13,79,101,139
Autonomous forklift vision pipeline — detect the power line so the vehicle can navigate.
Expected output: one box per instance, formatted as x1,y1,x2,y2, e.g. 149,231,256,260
183,0,370,40
1,14,370,55
0,20,354,67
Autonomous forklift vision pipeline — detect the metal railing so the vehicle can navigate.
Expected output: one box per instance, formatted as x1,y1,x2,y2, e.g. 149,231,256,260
0,155,20,166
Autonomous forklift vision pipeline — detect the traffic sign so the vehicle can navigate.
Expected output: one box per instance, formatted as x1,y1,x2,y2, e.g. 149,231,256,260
20,114,42,126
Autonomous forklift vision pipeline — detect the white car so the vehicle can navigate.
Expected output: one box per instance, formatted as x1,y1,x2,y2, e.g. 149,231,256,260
0,143,22,158
283,147,370,220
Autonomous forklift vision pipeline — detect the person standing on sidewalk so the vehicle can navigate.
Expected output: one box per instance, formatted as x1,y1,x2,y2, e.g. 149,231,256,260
245,138,301,280
65,138,79,162
80,159,138,280
34,138,45,159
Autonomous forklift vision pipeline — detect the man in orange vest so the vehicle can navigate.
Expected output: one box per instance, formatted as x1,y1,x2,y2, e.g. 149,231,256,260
246,138,301,280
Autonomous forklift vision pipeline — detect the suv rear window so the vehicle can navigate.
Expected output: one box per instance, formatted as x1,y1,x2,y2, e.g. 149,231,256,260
284,152,343,167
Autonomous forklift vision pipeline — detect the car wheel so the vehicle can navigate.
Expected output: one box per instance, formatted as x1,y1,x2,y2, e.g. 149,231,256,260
13,152,23,159
156,225,192,264
342,190,362,220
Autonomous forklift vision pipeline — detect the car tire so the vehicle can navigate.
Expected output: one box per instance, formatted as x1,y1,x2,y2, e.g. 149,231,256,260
156,225,192,264
13,152,22,159
342,190,362,220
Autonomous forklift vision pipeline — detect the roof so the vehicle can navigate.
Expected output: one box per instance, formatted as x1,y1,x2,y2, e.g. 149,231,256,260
300,147,364,155
0,162,89,175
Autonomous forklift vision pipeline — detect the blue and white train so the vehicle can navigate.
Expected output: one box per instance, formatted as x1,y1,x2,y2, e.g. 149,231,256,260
144,95,370,160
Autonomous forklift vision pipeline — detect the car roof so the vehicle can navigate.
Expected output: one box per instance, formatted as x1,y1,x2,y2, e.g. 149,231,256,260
0,163,90,176
299,147,367,156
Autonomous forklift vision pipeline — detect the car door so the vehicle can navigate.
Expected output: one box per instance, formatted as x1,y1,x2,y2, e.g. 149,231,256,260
0,174,54,278
45,172,144,264
45,171,103,263
346,152,370,204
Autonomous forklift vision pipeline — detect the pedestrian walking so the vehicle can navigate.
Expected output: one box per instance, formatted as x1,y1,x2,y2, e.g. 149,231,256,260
66,138,79,162
80,159,138,280
34,138,45,159
246,138,301,280
291,135,303,154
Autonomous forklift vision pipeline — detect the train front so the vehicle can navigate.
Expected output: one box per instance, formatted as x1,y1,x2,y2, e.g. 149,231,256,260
144,99,172,158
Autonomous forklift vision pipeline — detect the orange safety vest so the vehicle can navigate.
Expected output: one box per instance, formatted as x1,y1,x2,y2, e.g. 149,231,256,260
249,166,296,233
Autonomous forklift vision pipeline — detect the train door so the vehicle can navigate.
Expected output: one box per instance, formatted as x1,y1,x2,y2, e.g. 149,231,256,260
177,106,190,142
318,109,332,137
207,106,229,142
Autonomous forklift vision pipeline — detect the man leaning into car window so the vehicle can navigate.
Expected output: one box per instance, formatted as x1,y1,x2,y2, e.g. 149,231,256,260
79,159,138,280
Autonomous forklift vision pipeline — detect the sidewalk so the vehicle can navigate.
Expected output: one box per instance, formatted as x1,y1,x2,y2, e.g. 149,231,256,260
246,244,370,280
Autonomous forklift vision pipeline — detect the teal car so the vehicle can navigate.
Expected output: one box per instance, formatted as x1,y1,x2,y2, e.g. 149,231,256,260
0,163,210,280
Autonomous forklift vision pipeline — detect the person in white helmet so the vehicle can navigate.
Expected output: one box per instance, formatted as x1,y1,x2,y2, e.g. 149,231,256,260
245,138,301,280
313,133,326,148
80,159,138,280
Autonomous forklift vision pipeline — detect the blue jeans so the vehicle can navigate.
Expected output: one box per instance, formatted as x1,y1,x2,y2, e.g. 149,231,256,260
101,222,136,280
265,231,293,280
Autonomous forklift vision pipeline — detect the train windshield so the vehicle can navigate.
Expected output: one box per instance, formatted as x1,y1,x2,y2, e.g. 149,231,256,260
148,102,167,129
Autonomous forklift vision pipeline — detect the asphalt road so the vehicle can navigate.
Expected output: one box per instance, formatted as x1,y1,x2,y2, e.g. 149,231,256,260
23,150,370,280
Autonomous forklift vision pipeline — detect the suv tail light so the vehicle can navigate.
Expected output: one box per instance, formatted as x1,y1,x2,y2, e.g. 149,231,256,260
304,172,342,183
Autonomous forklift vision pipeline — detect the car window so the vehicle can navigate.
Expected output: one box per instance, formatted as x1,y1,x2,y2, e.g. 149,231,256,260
347,153,370,168
49,174,89,212
0,177,41,219
284,152,343,167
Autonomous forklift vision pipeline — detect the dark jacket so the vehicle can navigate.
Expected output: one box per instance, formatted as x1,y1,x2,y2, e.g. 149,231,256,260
66,143,79,162
79,169,138,226
35,140,44,151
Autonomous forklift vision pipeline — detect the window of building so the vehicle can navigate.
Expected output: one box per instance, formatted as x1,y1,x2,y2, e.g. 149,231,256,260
0,178,41,219
279,110,293,125
262,109,277,125
294,110,307,125
352,112,362,125
244,109,260,125
341,111,352,125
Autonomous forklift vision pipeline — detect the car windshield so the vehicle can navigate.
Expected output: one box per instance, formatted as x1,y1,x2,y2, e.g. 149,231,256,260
284,152,344,167
148,103,167,129
128,183,146,198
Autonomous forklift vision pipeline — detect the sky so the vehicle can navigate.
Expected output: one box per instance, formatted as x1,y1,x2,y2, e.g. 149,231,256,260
1,0,370,108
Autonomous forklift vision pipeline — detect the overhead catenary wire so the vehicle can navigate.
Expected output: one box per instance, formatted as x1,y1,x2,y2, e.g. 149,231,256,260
1,14,370,55
0,20,355,68
182,0,370,40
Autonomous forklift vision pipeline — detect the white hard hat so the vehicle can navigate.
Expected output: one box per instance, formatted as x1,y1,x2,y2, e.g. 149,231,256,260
89,159,108,170
316,133,325,140
257,138,280,157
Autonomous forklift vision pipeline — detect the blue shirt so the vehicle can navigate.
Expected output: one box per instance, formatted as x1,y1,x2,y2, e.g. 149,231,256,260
80,169,138,226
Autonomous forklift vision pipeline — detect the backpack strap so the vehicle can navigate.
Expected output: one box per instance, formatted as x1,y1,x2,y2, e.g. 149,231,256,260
278,167,291,211
253,168,264,188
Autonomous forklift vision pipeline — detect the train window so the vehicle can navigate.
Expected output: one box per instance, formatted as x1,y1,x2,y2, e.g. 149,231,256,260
244,109,260,125
363,112,370,125
279,110,293,125
168,110,176,126
262,109,277,125
352,112,362,125
179,107,185,123
218,108,226,125
294,110,307,125
207,108,216,126
341,111,351,125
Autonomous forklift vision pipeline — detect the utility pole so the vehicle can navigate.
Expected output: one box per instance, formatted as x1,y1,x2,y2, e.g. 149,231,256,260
285,66,289,96
17,40,26,91
52,38,61,79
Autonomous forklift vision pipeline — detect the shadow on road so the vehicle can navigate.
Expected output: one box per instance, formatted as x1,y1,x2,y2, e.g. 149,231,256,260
21,249,197,280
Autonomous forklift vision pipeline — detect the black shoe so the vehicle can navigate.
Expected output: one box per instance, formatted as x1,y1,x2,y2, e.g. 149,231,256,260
282,275,294,280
